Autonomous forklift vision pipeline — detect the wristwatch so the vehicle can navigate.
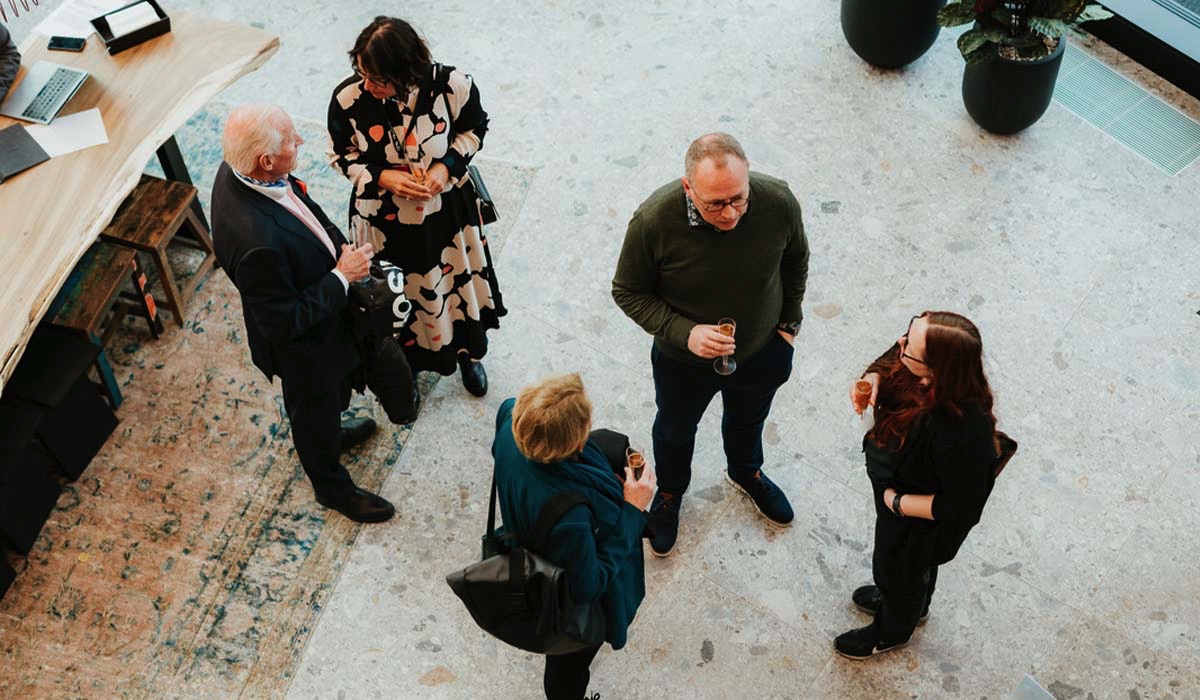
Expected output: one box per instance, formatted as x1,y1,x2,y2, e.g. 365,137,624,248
777,321,801,336
891,492,905,517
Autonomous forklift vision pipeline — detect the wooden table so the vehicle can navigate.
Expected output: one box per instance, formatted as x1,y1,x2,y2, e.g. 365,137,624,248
0,12,278,391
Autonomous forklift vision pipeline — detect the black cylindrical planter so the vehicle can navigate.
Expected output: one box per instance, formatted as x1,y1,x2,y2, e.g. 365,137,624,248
841,0,948,69
962,37,1067,134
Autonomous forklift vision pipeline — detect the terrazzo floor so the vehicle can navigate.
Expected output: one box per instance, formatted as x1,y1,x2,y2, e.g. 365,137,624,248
3,1,1199,698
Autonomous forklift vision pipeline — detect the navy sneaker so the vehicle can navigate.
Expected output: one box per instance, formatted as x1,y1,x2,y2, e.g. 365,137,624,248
851,585,929,625
725,469,794,526
834,624,910,660
646,491,682,557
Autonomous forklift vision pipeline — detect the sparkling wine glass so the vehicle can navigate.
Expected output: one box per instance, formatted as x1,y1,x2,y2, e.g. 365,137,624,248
625,447,646,480
714,317,736,375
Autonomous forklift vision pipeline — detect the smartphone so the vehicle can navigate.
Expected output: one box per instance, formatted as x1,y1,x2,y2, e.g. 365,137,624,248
48,36,87,52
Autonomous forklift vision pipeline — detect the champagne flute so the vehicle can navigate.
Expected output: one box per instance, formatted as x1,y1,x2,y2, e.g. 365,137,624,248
625,447,646,480
853,378,876,432
713,317,736,375
853,379,872,414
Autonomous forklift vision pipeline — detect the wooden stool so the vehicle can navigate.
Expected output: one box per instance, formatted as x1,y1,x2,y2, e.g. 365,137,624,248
100,174,217,327
49,242,163,407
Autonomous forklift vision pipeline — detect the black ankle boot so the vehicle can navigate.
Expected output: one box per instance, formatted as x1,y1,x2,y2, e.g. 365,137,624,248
458,356,487,397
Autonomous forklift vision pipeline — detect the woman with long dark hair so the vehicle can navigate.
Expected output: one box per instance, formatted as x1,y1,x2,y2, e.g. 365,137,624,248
835,311,1003,658
328,16,504,397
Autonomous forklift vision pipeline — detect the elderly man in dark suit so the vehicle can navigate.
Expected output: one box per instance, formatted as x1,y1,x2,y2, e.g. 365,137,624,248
211,103,394,523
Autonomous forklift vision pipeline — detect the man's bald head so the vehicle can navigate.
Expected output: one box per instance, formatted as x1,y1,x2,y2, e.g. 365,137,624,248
684,132,748,180
222,103,293,175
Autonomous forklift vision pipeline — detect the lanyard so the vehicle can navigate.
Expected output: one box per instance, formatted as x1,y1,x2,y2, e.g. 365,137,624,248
380,63,439,171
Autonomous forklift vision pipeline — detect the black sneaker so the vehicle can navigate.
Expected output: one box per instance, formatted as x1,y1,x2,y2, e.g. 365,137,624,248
646,491,682,557
725,469,794,526
851,585,929,625
834,624,910,660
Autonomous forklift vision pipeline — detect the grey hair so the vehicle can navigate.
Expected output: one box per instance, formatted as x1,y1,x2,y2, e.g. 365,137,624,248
222,103,288,173
684,132,748,179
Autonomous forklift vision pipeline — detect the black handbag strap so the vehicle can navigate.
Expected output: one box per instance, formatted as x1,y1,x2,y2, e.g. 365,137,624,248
530,491,591,554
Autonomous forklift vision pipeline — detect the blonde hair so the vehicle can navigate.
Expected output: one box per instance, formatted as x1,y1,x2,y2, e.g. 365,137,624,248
222,103,288,174
512,374,592,463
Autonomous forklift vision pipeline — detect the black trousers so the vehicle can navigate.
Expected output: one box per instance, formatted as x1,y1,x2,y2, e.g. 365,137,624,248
280,375,354,498
650,334,794,496
869,478,940,643
544,642,602,700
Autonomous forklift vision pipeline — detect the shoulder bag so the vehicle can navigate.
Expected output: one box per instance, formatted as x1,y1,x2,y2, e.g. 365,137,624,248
445,471,606,655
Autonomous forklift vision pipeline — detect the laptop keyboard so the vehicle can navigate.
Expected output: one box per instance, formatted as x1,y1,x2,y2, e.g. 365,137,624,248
21,68,84,122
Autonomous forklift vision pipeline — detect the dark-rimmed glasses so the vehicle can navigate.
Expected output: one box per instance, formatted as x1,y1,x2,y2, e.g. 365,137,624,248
900,314,928,366
352,64,398,90
691,191,749,214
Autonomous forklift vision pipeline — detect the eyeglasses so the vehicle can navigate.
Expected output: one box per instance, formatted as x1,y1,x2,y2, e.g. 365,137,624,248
690,191,749,214
352,65,396,88
900,314,928,366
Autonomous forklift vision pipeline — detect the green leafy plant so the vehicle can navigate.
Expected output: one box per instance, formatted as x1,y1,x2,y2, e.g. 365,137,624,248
938,0,1113,64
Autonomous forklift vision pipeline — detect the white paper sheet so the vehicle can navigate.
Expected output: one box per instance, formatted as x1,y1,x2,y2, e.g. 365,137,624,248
24,108,109,158
104,2,160,38
33,0,130,39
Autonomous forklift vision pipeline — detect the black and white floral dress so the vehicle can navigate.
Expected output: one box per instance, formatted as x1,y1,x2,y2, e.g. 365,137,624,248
327,63,505,375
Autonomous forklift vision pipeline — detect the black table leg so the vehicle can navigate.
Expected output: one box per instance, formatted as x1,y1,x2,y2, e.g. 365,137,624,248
156,135,210,232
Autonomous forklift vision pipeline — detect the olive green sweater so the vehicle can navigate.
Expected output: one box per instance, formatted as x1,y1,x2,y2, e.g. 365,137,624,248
611,172,809,366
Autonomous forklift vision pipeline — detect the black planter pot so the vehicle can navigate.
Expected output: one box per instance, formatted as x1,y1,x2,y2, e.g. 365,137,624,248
841,0,948,69
962,37,1067,134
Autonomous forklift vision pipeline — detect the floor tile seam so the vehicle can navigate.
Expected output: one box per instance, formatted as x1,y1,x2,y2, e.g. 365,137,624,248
521,310,646,375
272,521,372,699
479,160,543,263
798,653,839,700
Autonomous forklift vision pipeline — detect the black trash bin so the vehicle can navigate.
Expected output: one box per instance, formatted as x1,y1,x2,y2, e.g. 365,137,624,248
0,404,62,554
2,323,118,479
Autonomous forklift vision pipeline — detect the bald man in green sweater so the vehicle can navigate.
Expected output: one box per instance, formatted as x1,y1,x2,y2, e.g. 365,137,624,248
612,132,809,557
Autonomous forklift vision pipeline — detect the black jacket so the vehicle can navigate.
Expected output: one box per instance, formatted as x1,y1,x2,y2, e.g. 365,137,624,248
211,162,358,391
864,344,998,566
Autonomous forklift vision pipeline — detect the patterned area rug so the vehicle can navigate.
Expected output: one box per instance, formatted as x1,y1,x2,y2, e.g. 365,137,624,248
0,104,536,698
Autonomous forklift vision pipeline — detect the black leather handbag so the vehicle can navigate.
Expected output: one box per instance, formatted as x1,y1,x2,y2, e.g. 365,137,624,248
445,473,605,655
467,164,497,225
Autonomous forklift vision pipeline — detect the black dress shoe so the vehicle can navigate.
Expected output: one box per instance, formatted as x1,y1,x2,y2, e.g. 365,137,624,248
339,417,377,451
315,487,396,523
459,357,488,397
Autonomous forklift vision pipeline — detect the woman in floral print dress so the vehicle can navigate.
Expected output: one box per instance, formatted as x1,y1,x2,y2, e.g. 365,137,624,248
328,16,504,397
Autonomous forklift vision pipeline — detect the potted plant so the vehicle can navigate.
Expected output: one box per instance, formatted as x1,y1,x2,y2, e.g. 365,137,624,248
841,0,949,69
938,0,1113,133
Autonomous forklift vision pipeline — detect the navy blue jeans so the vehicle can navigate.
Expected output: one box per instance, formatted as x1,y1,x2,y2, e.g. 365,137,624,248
651,332,794,496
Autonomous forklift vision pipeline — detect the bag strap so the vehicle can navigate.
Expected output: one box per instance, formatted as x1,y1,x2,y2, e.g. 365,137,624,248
530,491,591,554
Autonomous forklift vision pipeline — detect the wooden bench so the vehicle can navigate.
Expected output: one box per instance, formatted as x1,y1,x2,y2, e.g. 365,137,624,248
100,174,217,327
49,242,163,407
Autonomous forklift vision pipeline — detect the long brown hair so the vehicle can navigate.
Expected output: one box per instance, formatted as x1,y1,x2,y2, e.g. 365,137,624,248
871,311,997,450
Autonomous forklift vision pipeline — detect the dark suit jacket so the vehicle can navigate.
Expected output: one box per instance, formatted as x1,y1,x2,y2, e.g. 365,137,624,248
211,162,358,391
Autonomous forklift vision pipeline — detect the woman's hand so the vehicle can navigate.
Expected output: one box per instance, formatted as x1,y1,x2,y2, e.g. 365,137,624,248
378,168,434,200
423,163,451,196
623,461,657,511
851,372,880,414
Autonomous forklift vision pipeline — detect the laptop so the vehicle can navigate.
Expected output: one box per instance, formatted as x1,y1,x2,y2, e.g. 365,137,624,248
0,61,89,125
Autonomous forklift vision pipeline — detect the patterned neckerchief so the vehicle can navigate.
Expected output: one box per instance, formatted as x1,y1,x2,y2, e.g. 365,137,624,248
234,170,288,189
